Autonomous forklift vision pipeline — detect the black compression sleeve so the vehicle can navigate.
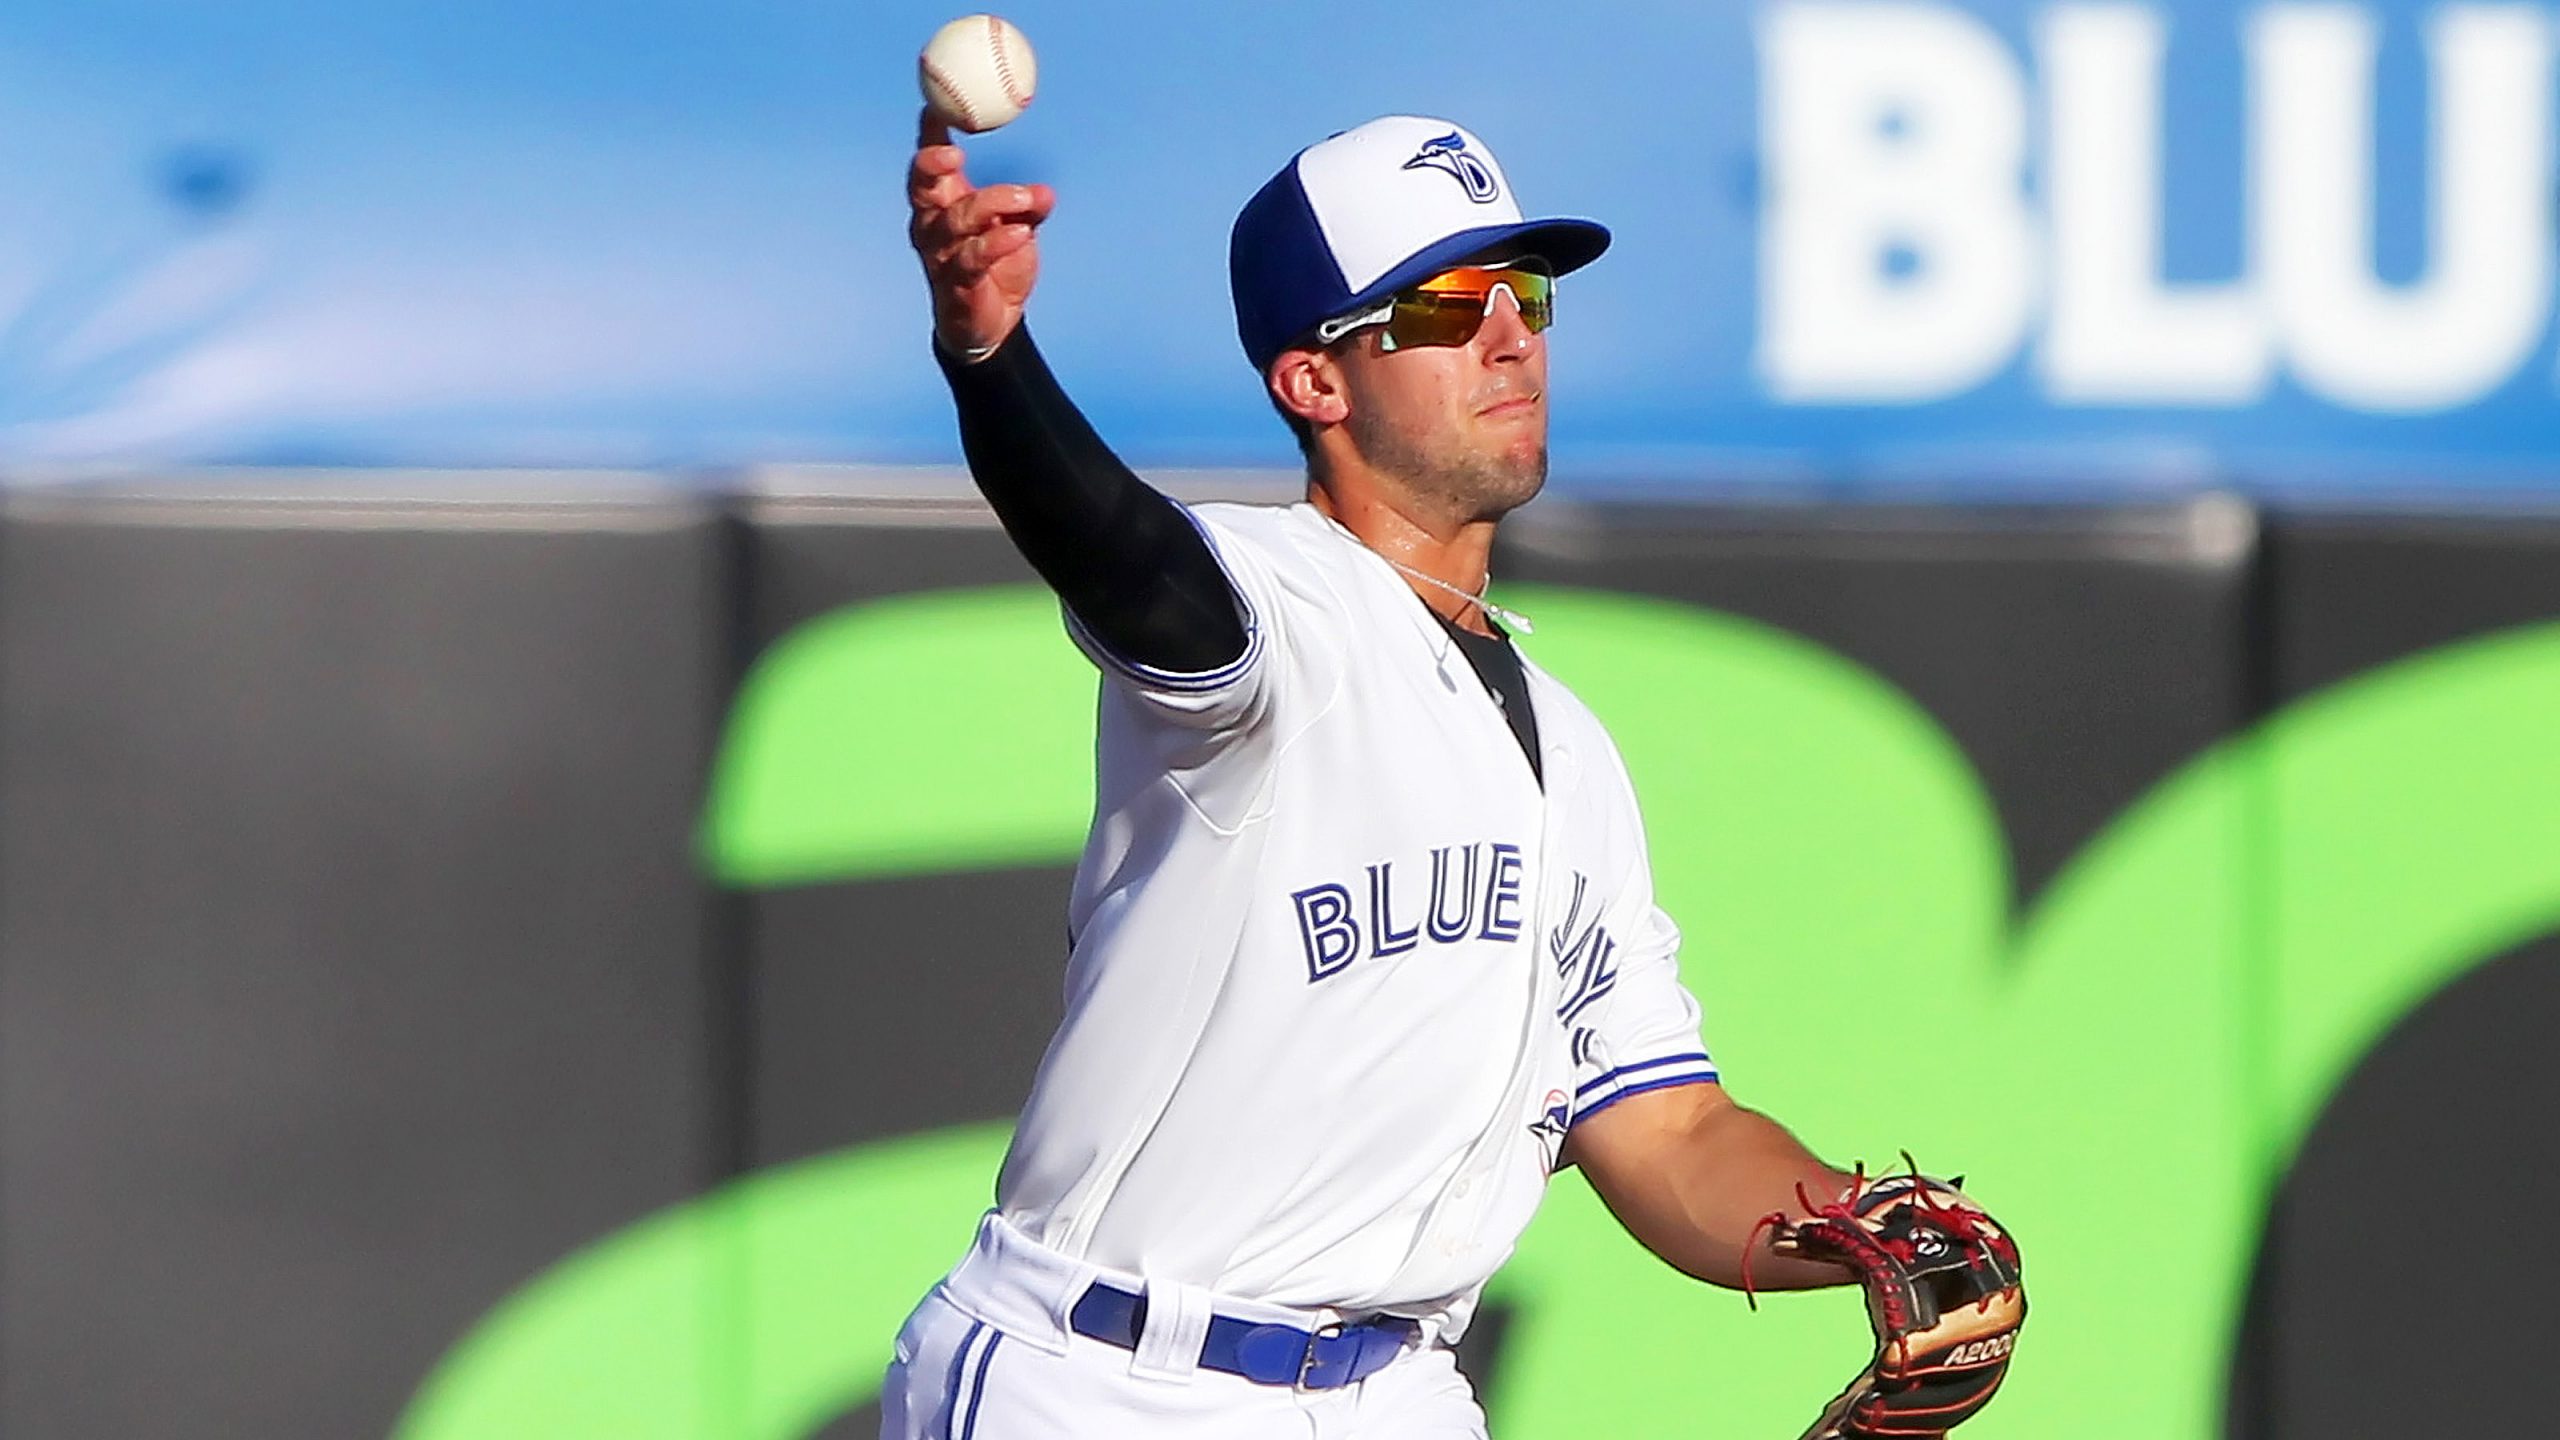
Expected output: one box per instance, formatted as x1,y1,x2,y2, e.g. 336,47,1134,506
936,326,1249,676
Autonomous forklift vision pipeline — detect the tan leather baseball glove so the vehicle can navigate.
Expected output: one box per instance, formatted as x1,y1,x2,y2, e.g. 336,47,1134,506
1751,1165,2026,1439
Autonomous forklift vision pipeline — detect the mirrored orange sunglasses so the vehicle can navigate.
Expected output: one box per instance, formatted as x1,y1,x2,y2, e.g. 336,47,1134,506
1314,258,1556,353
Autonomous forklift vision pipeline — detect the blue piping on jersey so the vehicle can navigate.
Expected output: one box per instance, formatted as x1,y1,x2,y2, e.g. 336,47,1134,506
943,1321,985,1440
959,1331,1001,1440
1574,1051,1715,1098
1571,1068,1720,1127
1063,505,1266,694
1064,595,1266,695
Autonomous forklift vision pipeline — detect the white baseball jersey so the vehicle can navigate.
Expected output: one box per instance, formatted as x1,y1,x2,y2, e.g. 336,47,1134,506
994,500,1718,1335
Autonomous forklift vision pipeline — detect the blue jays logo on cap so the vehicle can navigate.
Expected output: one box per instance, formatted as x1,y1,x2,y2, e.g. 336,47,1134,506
1402,132,1502,204
1228,116,1613,374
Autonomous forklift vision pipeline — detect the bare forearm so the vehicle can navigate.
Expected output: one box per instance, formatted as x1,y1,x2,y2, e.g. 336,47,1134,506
1572,1090,1856,1291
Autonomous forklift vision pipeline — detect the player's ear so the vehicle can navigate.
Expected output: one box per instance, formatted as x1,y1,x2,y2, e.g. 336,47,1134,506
1269,347,1350,430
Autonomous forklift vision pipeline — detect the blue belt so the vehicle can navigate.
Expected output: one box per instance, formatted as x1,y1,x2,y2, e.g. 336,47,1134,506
1067,1281,1419,1390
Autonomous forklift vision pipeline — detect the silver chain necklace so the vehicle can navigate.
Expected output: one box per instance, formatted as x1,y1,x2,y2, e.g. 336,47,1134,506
1380,555,1537,635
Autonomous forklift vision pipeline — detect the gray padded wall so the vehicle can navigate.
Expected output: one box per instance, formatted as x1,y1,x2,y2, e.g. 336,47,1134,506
0,486,733,1439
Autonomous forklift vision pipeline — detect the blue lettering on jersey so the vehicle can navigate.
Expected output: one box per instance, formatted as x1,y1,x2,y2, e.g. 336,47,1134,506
1293,882,1358,981
1366,861,1420,958
1425,844,1481,943
1296,839,1525,982
1479,843,1525,941
1549,870,1620,1023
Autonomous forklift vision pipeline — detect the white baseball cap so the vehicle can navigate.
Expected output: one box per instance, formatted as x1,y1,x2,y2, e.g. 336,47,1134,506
1228,116,1611,373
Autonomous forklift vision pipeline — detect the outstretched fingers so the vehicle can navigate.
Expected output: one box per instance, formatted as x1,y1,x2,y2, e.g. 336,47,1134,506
973,218,1040,260
932,224,1040,291
948,184,1054,238
916,106,953,153
916,184,1056,267
909,107,970,213
909,148,968,219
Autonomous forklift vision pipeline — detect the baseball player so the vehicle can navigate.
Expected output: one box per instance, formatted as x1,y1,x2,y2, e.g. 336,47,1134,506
889,110,2023,1439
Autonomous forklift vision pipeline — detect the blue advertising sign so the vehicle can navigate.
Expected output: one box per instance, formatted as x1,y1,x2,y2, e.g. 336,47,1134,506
0,0,2553,494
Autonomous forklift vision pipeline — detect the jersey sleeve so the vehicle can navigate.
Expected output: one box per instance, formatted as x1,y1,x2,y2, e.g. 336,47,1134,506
1564,897,1719,1127
1060,505,1287,730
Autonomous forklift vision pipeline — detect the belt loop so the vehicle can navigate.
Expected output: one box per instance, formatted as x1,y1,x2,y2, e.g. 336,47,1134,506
1127,1279,1211,1382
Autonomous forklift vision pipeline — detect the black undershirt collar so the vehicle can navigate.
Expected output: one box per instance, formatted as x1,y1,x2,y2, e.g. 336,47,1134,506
1429,609,1544,788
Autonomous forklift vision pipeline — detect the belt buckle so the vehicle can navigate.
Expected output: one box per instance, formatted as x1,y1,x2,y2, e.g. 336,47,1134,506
1295,1320,1346,1391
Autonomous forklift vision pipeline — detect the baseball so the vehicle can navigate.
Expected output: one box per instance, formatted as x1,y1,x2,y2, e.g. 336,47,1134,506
918,14,1038,134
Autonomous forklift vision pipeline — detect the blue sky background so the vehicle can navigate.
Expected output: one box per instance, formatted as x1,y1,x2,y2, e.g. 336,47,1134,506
0,0,2552,495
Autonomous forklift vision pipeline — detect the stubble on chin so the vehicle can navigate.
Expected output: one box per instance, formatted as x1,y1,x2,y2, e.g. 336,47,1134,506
1347,407,1548,525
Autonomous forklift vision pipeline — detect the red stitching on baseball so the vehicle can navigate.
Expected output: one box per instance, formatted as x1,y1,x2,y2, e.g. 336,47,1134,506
921,56,981,130
988,16,1028,109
